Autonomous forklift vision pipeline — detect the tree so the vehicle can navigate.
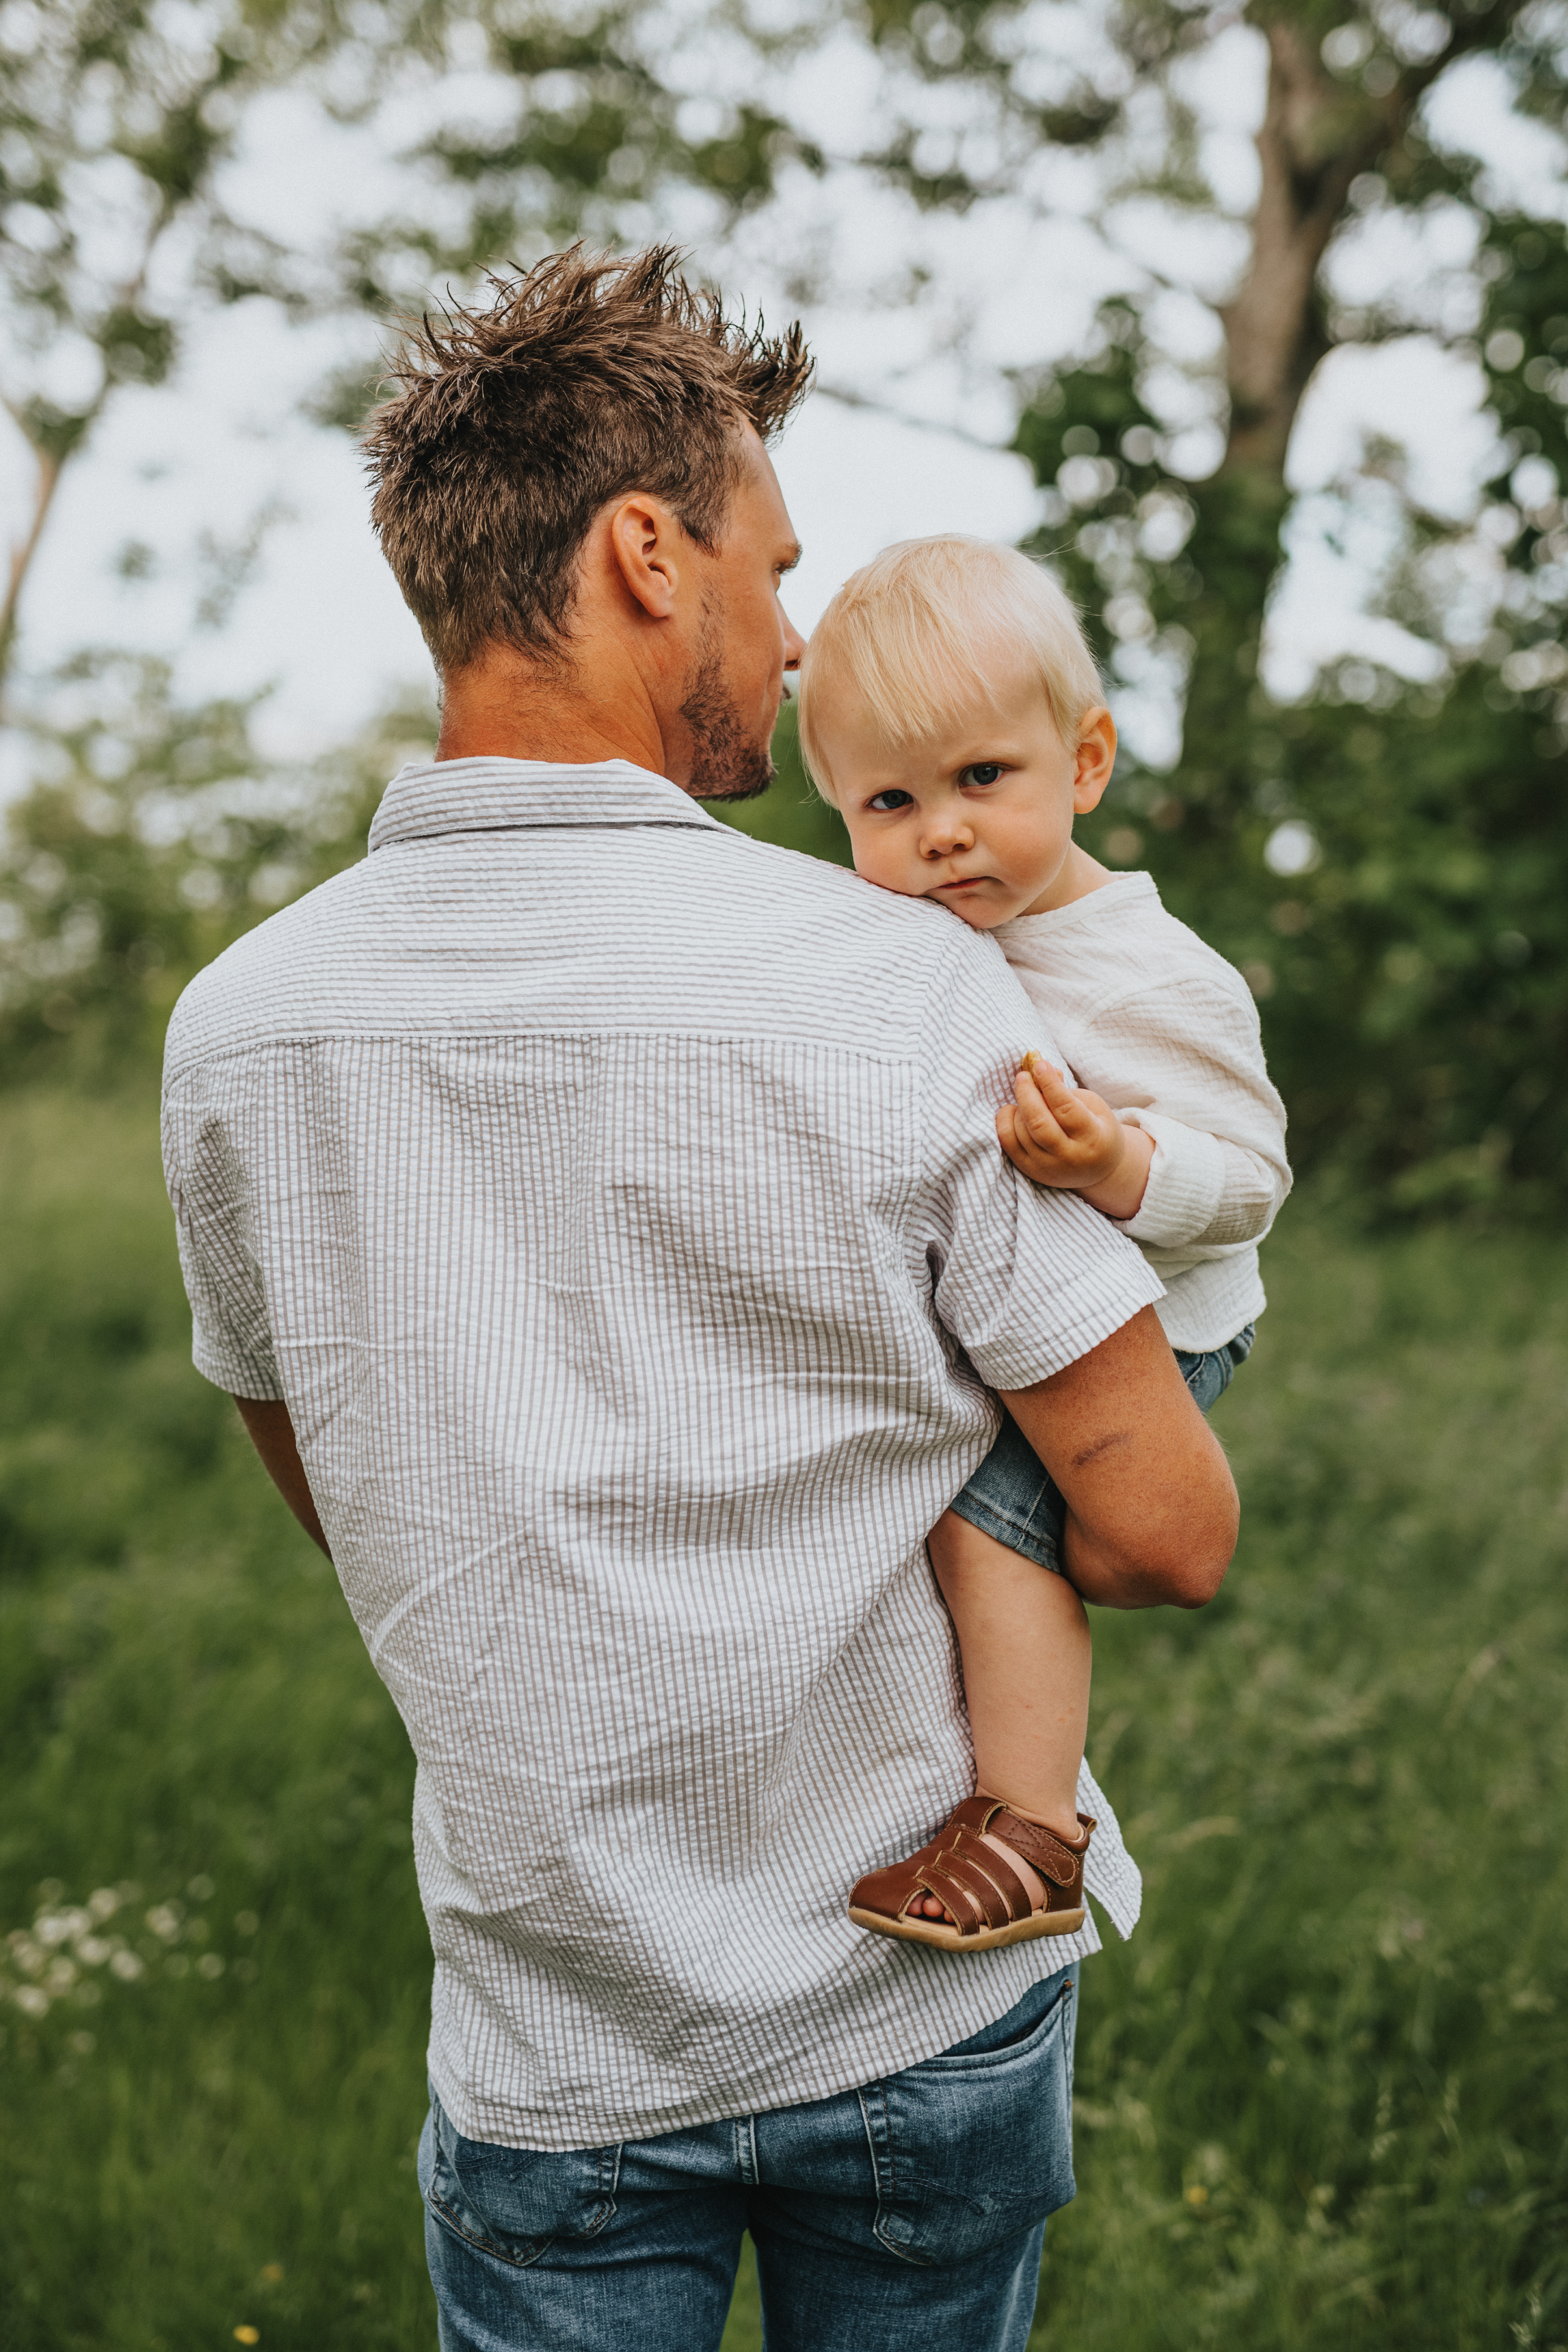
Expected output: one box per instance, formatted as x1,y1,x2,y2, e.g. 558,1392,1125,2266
0,0,455,699
987,7,1568,1202
1,0,826,677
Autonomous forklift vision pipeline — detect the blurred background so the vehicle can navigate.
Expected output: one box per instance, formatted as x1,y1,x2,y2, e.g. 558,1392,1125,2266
2,3,1565,2346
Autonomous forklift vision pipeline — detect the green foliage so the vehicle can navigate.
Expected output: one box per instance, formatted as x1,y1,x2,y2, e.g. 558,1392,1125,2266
0,1089,435,2347
1012,217,1568,1209
2,1090,1565,2346
1046,1203,1568,2346
0,681,846,1085
0,658,435,1079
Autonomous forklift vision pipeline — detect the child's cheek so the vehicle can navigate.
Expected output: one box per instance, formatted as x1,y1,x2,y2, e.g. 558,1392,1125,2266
848,833,909,897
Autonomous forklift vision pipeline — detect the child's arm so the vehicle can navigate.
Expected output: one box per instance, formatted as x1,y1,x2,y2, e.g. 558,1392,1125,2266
997,1052,1156,1221
1000,964,1291,1251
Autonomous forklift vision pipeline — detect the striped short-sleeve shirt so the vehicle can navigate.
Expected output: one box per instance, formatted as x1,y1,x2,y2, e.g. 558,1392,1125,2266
162,758,1161,2149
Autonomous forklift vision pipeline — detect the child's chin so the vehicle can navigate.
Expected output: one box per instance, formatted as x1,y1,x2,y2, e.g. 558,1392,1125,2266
933,895,1003,931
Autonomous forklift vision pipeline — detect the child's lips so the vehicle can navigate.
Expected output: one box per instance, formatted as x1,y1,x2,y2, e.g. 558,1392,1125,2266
936,875,987,892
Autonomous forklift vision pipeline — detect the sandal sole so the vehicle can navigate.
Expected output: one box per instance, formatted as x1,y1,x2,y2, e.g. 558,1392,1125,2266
847,1903,1085,1951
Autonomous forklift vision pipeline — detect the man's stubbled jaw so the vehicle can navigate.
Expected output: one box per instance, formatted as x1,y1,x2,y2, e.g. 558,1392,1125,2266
679,610,775,802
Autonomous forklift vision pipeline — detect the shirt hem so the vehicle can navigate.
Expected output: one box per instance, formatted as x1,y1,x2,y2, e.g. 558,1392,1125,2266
1153,1284,1267,1354
425,1923,1104,2151
966,1261,1165,1392
191,1341,285,1401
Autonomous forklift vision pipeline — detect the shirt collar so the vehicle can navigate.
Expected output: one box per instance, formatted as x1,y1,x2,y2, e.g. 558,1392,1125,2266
368,757,726,852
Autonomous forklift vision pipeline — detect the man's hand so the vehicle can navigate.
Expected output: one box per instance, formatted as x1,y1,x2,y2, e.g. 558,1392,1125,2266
999,1305,1237,1611
997,1052,1154,1222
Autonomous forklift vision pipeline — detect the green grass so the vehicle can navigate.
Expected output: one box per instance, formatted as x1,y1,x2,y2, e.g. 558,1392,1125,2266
2,1085,1565,2349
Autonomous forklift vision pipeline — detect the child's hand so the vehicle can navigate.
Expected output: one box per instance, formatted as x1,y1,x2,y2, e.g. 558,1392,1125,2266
997,1053,1154,1220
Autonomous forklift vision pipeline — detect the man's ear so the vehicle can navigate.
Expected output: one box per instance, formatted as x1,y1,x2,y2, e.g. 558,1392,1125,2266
607,493,683,621
1071,706,1117,813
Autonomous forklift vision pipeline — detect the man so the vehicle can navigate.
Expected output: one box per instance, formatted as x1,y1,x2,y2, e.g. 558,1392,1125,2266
162,248,1237,2350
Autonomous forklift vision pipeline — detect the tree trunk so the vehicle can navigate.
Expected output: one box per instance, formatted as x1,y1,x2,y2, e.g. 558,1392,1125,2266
0,439,65,713
1220,21,1387,482
1178,19,1403,812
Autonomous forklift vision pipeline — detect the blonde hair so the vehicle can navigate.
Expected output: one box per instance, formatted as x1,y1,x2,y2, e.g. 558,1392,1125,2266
797,536,1102,804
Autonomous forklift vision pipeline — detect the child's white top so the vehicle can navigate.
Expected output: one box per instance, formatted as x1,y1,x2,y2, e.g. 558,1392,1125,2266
993,870,1290,1354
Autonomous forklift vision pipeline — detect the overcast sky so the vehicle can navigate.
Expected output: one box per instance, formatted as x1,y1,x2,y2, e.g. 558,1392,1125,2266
2,18,1561,793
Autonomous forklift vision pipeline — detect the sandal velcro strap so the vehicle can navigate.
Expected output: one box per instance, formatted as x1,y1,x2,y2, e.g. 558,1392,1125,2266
986,1805,1096,1889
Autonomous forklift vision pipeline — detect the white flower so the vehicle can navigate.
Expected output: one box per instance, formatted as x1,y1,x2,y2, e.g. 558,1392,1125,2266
197,1953,225,1980
13,1985,49,2018
87,1889,120,1923
109,1949,145,1982
45,1958,78,1994
75,1936,110,1966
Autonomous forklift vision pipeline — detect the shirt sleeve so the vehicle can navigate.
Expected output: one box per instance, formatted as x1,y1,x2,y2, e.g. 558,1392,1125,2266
161,1079,285,1401
914,934,1165,1389
1075,977,1292,1255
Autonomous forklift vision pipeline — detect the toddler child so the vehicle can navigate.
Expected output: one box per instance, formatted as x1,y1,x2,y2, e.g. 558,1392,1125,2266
796,535,1290,1950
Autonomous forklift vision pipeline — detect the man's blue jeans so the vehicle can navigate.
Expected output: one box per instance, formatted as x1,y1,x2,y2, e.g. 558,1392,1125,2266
419,1964,1078,2350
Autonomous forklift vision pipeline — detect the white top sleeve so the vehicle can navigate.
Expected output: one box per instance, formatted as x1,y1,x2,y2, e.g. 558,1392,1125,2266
1073,978,1291,1255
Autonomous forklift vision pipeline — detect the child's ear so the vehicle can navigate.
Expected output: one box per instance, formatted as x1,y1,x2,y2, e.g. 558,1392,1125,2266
1071,707,1117,814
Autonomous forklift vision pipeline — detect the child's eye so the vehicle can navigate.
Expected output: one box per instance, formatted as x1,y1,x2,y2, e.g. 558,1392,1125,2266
867,789,914,812
961,762,1005,787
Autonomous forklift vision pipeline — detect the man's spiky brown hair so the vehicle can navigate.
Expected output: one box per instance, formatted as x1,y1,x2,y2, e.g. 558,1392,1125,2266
362,247,813,675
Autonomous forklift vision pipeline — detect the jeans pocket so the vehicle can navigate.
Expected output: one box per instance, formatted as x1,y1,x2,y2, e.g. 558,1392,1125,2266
420,2097,621,2270
858,1976,1077,2267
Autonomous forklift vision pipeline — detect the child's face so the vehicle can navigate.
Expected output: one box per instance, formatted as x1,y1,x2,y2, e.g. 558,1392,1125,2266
821,658,1117,929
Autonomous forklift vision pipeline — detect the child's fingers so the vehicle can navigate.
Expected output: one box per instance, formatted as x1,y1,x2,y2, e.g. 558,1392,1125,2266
1055,1087,1121,1151
1020,1050,1075,1111
997,1107,1052,1178
1014,1065,1070,1155
1024,1059,1119,1148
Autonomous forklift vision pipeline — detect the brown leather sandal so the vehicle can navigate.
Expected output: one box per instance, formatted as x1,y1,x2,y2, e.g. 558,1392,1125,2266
848,1794,1095,1951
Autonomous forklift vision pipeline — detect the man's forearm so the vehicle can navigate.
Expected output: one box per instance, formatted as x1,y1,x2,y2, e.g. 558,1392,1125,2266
998,1306,1238,1611
1057,1503,1223,1610
232,1395,332,1558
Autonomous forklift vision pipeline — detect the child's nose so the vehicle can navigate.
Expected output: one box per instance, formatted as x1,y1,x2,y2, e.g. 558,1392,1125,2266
922,814,973,857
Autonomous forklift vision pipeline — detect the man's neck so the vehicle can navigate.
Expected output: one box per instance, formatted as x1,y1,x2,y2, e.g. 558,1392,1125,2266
434,645,675,779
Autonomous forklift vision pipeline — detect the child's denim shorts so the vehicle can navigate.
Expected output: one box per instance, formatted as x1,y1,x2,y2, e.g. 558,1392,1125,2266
947,1324,1255,1577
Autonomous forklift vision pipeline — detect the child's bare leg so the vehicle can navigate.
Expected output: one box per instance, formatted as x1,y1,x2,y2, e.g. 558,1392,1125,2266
914,1506,1091,1922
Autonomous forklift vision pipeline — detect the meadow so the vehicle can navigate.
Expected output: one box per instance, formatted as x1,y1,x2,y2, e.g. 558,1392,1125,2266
2,1082,1565,2350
